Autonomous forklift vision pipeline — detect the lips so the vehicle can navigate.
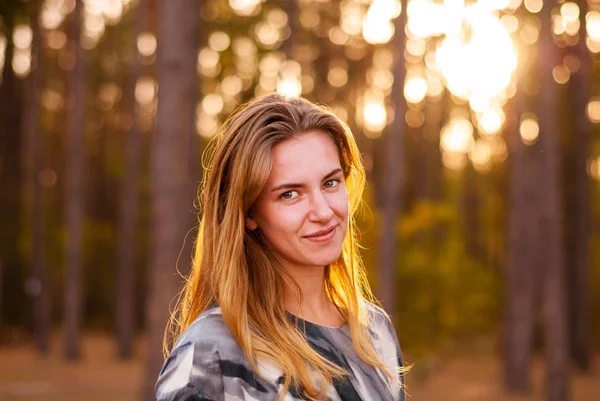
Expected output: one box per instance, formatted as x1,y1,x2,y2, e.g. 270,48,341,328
304,225,336,238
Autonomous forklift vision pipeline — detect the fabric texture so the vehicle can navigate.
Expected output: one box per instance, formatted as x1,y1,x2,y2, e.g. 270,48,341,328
155,302,405,401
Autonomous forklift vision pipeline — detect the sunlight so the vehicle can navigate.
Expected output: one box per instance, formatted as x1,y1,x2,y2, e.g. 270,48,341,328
341,2,363,36
371,68,394,91
196,111,219,138
202,93,224,116
520,18,540,44
524,0,542,13
276,78,302,98
478,107,505,135
229,0,262,16
552,65,570,84
362,89,388,135
41,3,65,30
13,24,32,50
561,2,579,23
435,5,517,109
255,21,280,47
519,115,539,144
500,14,519,33
441,116,474,154
469,139,493,173
13,48,31,77
221,75,243,97
586,11,600,52
362,0,401,44
135,77,156,105
104,0,123,25
407,0,445,38
328,67,349,87
137,33,157,57
209,32,231,52
404,76,428,104
197,47,220,77
586,98,600,123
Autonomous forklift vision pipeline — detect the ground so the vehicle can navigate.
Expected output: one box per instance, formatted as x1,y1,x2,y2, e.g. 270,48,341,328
0,331,598,400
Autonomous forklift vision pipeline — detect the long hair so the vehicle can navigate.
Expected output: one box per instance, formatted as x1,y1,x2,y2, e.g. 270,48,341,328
165,94,398,399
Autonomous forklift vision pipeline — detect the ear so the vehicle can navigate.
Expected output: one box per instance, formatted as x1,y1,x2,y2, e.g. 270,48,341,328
246,215,258,230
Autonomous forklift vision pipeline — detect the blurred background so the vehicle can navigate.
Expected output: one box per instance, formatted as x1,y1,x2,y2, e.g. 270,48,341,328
0,0,599,400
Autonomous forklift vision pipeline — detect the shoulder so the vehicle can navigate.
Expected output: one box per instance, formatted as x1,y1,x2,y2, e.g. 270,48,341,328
155,306,244,401
362,299,394,332
361,300,404,363
173,306,241,355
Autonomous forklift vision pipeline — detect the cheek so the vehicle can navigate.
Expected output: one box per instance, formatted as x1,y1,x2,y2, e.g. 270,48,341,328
256,203,305,237
332,188,349,217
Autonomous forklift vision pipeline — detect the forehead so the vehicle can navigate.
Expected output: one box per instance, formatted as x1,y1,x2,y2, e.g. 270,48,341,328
268,131,341,183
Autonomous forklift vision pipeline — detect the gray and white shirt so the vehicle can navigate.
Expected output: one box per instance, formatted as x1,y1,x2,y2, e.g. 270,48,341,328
155,303,405,401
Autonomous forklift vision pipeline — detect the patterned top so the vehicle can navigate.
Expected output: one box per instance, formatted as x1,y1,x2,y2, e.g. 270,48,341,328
155,303,405,401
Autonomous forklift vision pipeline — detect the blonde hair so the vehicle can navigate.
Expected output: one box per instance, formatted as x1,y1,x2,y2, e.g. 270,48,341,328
165,94,403,399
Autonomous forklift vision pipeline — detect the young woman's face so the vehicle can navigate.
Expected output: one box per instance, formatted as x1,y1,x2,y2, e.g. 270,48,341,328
246,130,349,273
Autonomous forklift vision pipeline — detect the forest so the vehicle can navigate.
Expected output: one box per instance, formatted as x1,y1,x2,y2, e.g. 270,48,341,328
0,0,598,400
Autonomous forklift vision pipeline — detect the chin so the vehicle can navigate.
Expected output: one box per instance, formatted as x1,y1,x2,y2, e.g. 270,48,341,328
310,249,343,267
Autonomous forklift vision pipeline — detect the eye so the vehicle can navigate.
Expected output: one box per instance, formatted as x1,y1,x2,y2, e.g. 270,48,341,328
324,179,340,189
281,190,299,200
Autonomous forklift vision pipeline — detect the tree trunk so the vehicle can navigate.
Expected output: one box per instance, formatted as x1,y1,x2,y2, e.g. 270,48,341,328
538,1,570,399
63,0,86,361
566,0,591,372
504,86,540,392
21,0,50,353
0,8,24,328
115,0,146,360
377,0,407,318
143,0,199,399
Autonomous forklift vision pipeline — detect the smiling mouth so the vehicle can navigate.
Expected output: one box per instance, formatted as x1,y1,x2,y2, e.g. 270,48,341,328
304,225,337,239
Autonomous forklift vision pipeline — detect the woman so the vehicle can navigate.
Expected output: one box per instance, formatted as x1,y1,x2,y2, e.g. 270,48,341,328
155,94,407,401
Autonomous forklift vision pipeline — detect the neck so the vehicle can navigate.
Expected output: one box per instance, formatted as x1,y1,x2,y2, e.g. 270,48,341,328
283,265,344,327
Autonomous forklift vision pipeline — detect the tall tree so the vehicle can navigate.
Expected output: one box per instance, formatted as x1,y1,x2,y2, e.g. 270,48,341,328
377,0,408,318
0,2,24,327
63,0,86,361
504,81,540,391
566,0,592,372
21,0,50,353
538,0,570,399
143,0,199,398
115,0,146,360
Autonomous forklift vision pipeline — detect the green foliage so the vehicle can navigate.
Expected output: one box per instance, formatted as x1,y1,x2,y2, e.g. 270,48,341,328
358,187,501,357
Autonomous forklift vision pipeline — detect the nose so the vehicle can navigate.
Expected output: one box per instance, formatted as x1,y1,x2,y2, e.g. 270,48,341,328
308,190,335,222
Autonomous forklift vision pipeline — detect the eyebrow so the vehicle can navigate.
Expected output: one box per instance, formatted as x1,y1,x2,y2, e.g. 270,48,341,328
270,168,343,192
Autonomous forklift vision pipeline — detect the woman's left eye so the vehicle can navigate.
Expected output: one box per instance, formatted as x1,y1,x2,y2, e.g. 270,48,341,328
324,179,340,189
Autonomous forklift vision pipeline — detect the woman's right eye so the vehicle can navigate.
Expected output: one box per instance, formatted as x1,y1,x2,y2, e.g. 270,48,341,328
281,190,299,200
